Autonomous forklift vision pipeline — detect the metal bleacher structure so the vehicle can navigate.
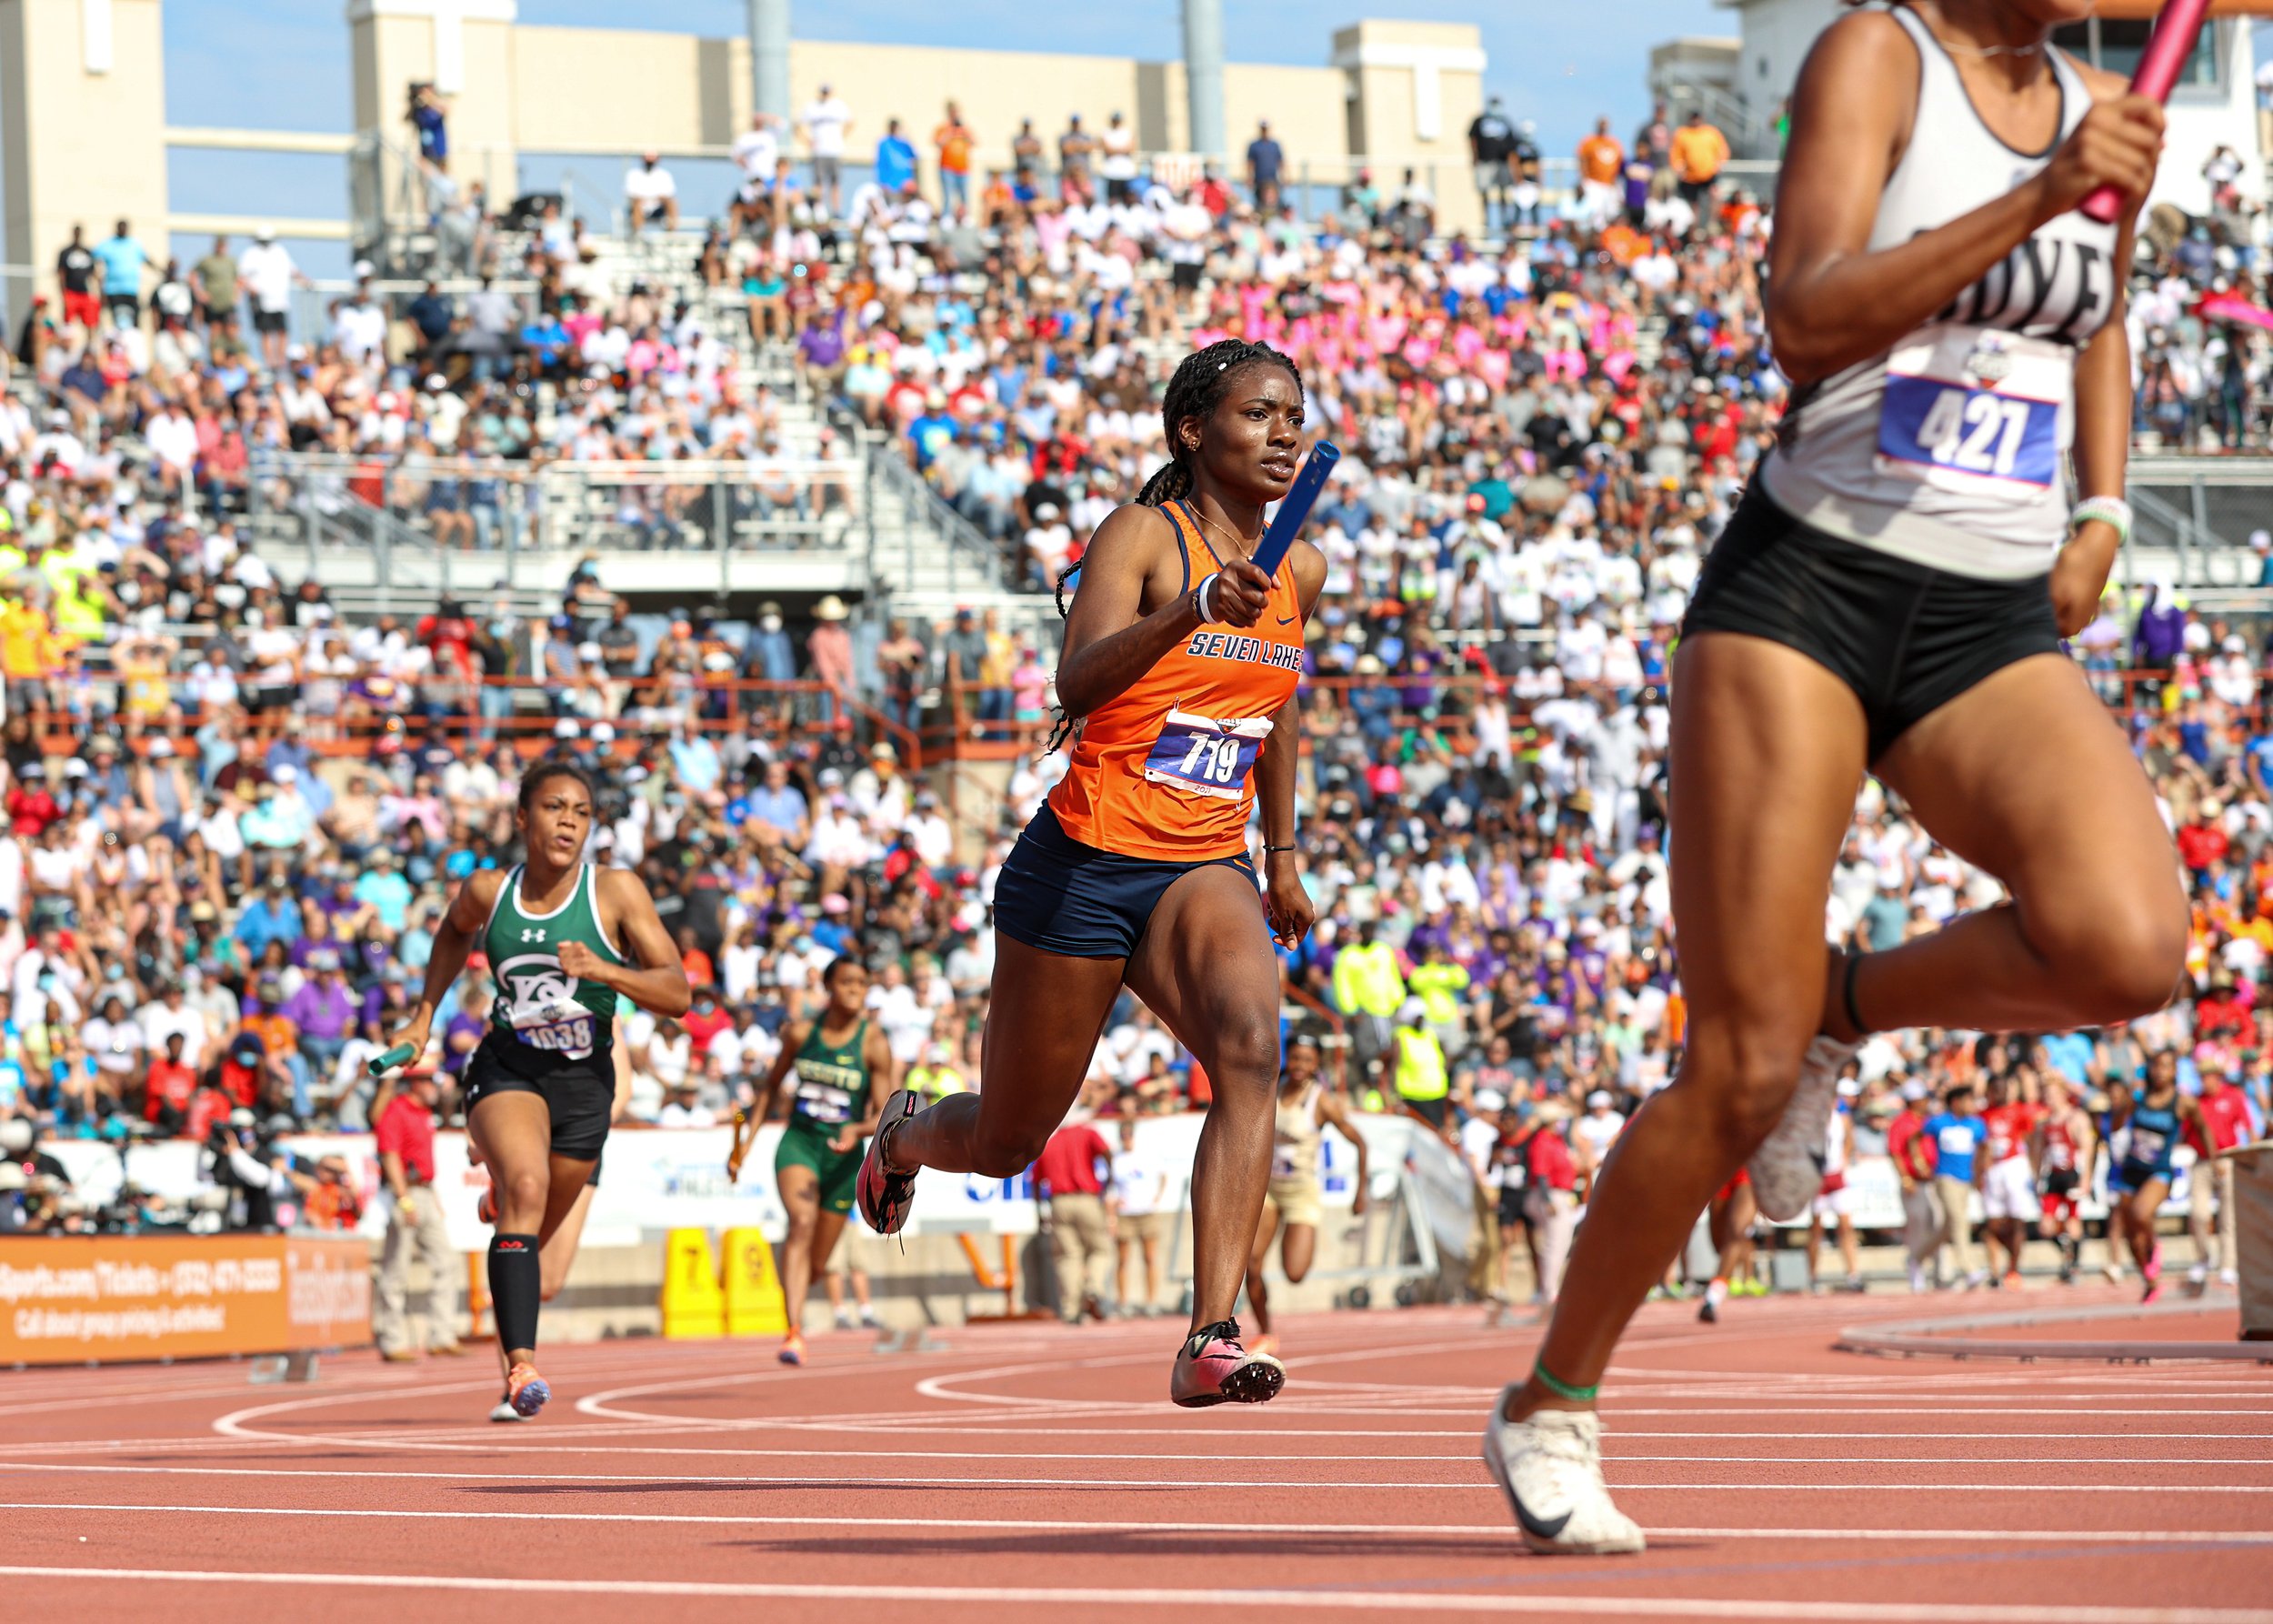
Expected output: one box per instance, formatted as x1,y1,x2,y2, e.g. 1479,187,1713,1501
242,222,1057,647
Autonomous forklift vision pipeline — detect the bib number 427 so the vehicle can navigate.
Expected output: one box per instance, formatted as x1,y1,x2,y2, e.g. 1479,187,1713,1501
1913,388,2035,480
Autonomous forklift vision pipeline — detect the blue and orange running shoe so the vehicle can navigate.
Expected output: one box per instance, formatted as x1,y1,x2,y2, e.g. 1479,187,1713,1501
856,1089,922,1236
505,1361,550,1418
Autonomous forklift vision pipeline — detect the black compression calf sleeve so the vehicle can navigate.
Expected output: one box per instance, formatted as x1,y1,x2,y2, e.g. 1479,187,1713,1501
489,1233,541,1356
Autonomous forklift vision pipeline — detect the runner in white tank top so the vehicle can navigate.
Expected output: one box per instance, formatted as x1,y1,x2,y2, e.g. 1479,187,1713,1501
1764,3,2118,578
1243,1038,1369,1359
1484,0,2186,1559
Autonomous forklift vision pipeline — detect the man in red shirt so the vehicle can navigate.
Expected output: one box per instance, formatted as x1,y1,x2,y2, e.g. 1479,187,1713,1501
143,1032,198,1133
372,1072,462,1360
2176,803,2230,873
184,1076,236,1144
1036,1119,1115,1324
1886,1078,1941,1293
2188,1053,2253,1289
1512,1102,1580,1307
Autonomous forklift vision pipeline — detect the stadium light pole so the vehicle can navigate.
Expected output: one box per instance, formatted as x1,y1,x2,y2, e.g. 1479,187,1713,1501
1182,0,1226,161
749,0,791,120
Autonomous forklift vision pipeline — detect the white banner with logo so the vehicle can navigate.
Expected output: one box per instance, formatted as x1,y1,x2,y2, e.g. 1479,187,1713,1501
38,1121,2192,1256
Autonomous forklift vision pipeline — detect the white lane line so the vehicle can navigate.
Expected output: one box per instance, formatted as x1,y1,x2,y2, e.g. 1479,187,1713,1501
1,1564,2268,1620
5,1502,2273,1547
673,1418,2273,1437
52,1443,2273,1465
27,1441,2268,1467
0,1459,2265,1493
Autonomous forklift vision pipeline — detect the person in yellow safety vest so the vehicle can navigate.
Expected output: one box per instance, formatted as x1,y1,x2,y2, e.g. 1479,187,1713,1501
906,1040,967,1105
1392,997,1451,1133
37,538,105,640
1331,917,1406,1080
1407,939,1471,1059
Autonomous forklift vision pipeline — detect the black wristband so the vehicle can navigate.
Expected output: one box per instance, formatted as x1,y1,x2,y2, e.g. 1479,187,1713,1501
1263,843,1297,854
1842,952,1870,1038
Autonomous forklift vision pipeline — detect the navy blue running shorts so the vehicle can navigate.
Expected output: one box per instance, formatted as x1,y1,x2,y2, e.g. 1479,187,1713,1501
992,803,1257,960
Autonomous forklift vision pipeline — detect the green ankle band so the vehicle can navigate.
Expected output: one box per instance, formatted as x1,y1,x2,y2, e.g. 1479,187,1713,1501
1532,1363,1599,1404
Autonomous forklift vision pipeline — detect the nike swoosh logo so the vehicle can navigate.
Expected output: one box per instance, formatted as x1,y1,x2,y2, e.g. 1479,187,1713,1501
1277,615,1297,626
1512,1491,1573,1542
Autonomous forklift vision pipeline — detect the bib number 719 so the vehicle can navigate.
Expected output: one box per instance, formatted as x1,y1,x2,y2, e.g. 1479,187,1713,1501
1142,709,1275,802
1177,732,1246,786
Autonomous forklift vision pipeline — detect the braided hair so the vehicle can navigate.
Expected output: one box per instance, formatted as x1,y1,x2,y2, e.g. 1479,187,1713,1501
1044,337,1305,752
1134,337,1306,508
1054,337,1305,617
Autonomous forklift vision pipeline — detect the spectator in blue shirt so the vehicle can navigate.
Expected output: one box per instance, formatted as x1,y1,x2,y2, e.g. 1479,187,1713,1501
520,309,570,368
908,390,956,469
408,83,449,165
1921,1084,1989,1288
2036,1032,2096,1089
94,218,157,325
354,848,414,931
669,725,724,799
1246,121,1285,209
235,874,305,959
746,757,810,847
743,600,796,685
876,119,918,196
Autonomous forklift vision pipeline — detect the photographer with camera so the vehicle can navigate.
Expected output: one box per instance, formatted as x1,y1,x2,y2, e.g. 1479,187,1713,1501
1,1115,75,1234
199,1106,294,1232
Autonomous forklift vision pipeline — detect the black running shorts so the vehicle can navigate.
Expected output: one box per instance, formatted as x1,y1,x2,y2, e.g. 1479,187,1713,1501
1683,483,2063,763
462,1029,614,1161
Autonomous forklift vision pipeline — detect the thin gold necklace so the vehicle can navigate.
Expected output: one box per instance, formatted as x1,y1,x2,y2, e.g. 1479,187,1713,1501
1187,500,1263,562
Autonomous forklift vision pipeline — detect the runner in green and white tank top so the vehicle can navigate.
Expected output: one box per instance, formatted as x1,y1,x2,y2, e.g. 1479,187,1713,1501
482,862,628,1059
787,1012,871,1129
731,955,897,1364
387,760,691,1421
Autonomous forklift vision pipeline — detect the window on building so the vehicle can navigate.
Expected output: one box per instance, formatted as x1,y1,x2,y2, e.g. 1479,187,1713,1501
2051,18,2223,90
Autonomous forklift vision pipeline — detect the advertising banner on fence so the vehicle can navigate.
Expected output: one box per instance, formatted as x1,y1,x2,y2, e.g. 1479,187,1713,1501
36,1117,2191,1259
0,1233,372,1366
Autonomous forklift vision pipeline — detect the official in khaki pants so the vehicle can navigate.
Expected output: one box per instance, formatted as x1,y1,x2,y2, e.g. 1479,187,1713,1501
1036,1118,1116,1323
373,1070,463,1358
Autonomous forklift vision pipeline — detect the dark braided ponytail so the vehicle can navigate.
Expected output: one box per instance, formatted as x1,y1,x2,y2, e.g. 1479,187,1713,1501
1051,336,1306,617
1044,337,1305,753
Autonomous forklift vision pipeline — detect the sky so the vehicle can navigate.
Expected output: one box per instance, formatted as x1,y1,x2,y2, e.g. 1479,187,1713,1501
150,0,1729,275
6,2,2270,284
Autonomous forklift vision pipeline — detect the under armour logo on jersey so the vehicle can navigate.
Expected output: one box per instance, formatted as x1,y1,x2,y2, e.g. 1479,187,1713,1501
521,928,546,943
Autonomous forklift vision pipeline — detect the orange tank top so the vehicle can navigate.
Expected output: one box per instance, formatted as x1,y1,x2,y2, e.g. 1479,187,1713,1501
1049,501,1304,861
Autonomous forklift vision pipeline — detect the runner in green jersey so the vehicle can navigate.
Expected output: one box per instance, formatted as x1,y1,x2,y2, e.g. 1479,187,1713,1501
730,956,896,1366
388,760,688,1418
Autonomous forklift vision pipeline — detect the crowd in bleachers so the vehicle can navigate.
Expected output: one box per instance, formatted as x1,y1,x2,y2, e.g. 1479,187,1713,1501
0,91,2268,1286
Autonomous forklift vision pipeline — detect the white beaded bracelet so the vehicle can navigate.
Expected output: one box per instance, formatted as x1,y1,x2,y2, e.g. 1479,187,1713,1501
2070,496,2133,547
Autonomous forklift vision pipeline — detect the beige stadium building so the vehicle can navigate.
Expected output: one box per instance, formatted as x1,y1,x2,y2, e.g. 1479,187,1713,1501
2,0,1494,319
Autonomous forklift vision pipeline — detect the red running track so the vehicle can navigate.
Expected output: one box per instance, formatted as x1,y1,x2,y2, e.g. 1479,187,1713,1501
2,1288,2269,1623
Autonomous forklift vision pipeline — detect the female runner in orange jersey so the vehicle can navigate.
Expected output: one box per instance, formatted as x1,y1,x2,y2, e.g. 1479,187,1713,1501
856,338,1324,1406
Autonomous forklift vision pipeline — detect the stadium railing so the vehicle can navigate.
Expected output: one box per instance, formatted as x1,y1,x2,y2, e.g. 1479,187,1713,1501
246,449,866,553
14,676,925,771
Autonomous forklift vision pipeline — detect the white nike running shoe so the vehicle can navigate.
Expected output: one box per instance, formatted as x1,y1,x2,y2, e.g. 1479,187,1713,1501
489,1399,526,1423
1747,1034,1857,1223
1481,1388,1646,1556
